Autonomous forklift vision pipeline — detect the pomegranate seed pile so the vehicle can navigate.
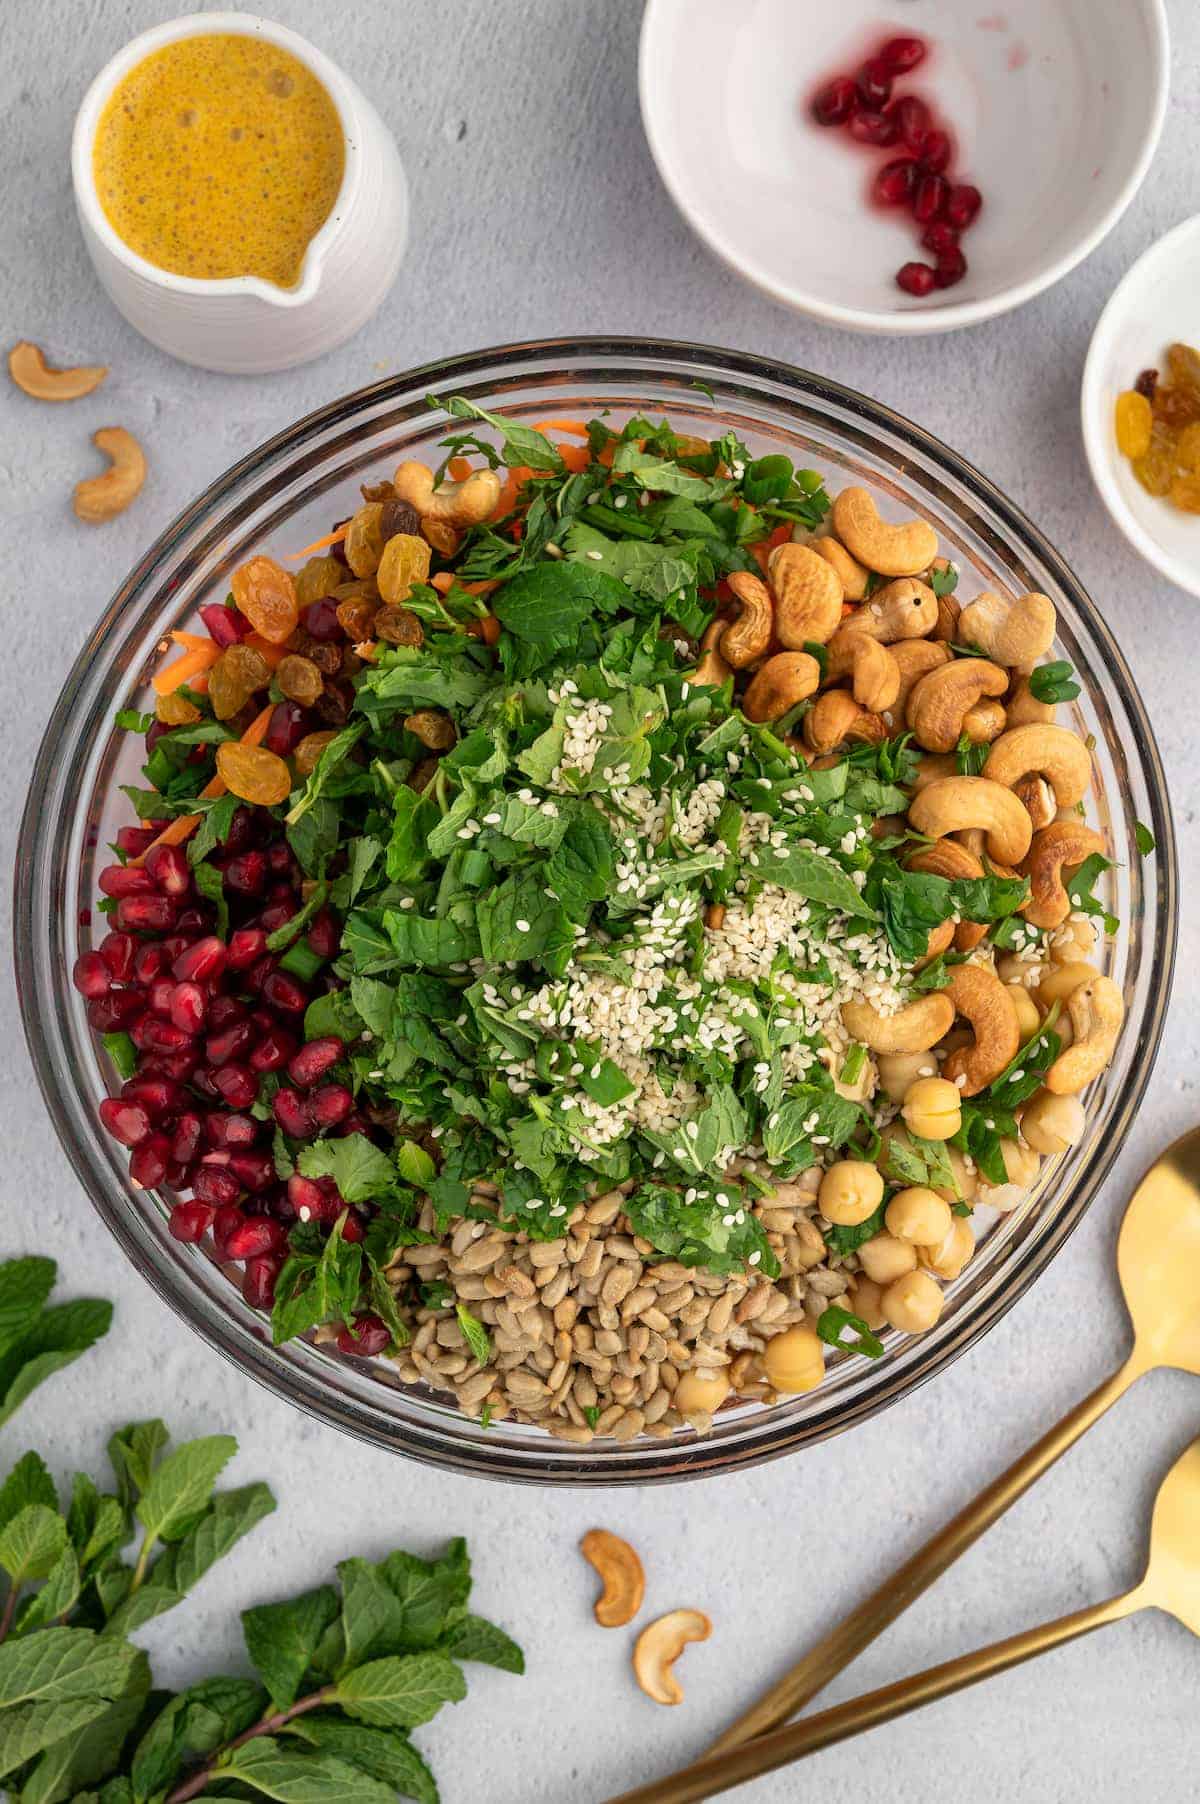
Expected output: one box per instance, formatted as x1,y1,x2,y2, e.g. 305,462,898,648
809,33,983,298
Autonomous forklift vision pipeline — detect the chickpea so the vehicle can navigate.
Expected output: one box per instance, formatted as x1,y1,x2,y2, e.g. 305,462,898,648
858,1232,917,1285
819,1160,885,1226
882,1269,945,1333
1037,961,1099,1007
674,1369,731,1415
761,1324,825,1394
850,1275,887,1331
939,1145,978,1206
996,952,1044,987
885,1186,953,1247
1049,916,1097,966
999,1138,1041,1186
901,1076,963,1141
875,1050,937,1105
1006,983,1041,1042
920,1217,975,1281
1020,1091,1086,1157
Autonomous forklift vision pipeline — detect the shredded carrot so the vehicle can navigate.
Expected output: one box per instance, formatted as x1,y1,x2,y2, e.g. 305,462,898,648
466,614,501,646
152,642,221,695
533,418,589,438
597,441,616,469
491,473,520,519
751,521,792,576
557,443,590,473
431,573,500,598
447,455,473,482
354,640,379,662
133,705,276,860
288,524,348,560
170,629,213,651
244,633,286,669
189,672,210,695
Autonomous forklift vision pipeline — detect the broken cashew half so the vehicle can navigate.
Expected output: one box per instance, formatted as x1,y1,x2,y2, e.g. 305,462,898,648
906,658,1008,753
767,542,844,645
580,1529,645,1629
805,534,870,601
824,629,901,712
9,340,108,401
393,458,501,528
73,428,146,524
1045,975,1125,1094
721,570,774,667
841,991,954,1054
633,1609,712,1706
802,688,886,752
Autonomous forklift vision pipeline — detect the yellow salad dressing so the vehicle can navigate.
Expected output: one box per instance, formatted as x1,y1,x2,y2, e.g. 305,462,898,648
92,34,345,288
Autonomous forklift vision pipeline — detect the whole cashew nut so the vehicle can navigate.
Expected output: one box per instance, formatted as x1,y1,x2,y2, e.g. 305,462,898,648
910,753,959,793
1044,975,1125,1095
693,616,732,690
1013,774,1056,831
831,487,940,576
941,964,1021,1095
73,428,146,524
1019,821,1108,929
905,839,983,883
721,570,774,667
908,776,1034,866
824,628,901,712
962,698,1007,744
958,591,1057,667
983,724,1092,809
841,992,955,1054
906,658,1009,753
633,1609,712,1706
393,458,502,528
890,640,952,715
805,534,869,601
742,651,821,723
843,578,939,644
801,688,886,752
766,543,843,645
9,340,107,402
1005,674,1057,728
580,1529,645,1628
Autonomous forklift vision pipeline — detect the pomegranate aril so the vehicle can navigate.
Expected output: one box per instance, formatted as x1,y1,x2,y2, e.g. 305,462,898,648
309,1083,353,1128
912,174,947,224
287,1173,329,1222
856,57,892,108
116,824,158,858
242,1253,284,1309
98,863,154,898
890,94,930,152
192,1065,222,1101
336,1113,369,1139
945,183,982,230
229,1150,276,1192
206,1111,259,1149
336,1313,391,1357
227,926,268,971
262,971,308,1013
287,1036,345,1088
224,851,267,896
273,1087,315,1139
250,1027,298,1073
211,1203,247,1256
99,1097,153,1147
149,977,176,1017
145,721,170,756
896,261,937,297
934,246,968,288
340,1213,365,1244
130,1134,171,1189
72,951,111,999
87,991,145,1032
133,942,165,984
117,894,178,933
811,75,858,126
206,1020,255,1066
267,844,298,878
212,1063,258,1110
136,1049,199,1083
848,109,898,147
170,981,208,1035
169,1199,215,1242
208,996,248,1031
879,34,927,73
874,158,916,206
259,901,296,935
173,935,228,983
196,1166,243,1208
98,931,136,982
919,129,952,176
222,1216,285,1261
921,221,960,256
145,843,191,897
171,1112,205,1166
305,909,340,960
131,1016,194,1054
200,601,249,647
224,807,259,855
264,701,308,757
121,1076,185,1119
301,598,341,641
245,956,279,994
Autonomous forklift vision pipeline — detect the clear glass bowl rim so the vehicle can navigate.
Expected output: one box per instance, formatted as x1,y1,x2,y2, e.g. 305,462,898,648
13,335,1178,1485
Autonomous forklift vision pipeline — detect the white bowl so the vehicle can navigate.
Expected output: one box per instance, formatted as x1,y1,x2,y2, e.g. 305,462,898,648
71,11,408,375
1081,215,1200,598
639,0,1169,335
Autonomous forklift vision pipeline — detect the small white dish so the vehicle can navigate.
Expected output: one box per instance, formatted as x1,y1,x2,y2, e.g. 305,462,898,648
639,0,1168,335
1082,216,1200,598
71,12,408,375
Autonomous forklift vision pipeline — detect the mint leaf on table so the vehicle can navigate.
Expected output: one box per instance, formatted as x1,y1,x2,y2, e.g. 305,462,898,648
107,1419,170,1512
0,1508,67,1587
440,1613,525,1674
0,1299,114,1429
153,1482,277,1595
334,1653,467,1730
129,1675,266,1799
282,1719,439,1804
0,1626,142,1705
0,1697,115,1781
220,1735,400,1803
135,1435,237,1547
0,1261,56,1358
0,1454,57,1531
243,1586,341,1710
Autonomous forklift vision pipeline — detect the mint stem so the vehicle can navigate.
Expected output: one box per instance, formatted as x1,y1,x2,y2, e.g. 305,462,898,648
164,1685,334,1804
0,1584,20,1644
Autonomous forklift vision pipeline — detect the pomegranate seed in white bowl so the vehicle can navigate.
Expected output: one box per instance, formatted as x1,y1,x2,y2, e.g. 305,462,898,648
639,0,1168,334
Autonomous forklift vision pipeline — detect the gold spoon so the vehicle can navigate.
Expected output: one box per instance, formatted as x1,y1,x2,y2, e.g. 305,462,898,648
604,1436,1200,1804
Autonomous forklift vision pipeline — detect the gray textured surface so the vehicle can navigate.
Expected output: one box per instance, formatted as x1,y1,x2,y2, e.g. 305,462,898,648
2,3,1199,1799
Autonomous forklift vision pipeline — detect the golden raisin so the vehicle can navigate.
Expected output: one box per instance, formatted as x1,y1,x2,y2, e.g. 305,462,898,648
215,742,292,806
294,554,345,607
377,532,432,605
1167,341,1200,398
1132,420,1177,497
374,605,424,647
1152,384,1200,429
421,518,461,558
336,594,377,640
276,654,325,705
294,730,338,776
156,689,201,726
1114,390,1152,460
344,504,386,577
1168,474,1200,513
404,710,456,750
229,556,299,645
1176,422,1200,473
209,644,271,721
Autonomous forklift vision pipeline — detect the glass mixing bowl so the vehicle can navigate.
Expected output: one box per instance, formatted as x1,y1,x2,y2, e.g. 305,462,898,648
14,339,1176,1485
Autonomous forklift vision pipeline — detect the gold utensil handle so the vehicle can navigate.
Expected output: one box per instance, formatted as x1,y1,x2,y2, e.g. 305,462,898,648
605,1589,1141,1804
710,1354,1141,1751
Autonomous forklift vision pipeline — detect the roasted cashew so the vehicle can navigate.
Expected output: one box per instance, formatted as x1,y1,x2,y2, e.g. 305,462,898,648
962,699,1007,744
693,616,732,689
742,651,821,723
845,577,939,645
824,628,901,711
801,688,886,752
1037,961,1099,1008
959,591,1057,667
906,658,1008,753
721,570,774,667
805,534,869,601
1013,774,1056,831
580,1529,645,1628
908,776,1034,866
73,427,146,523
890,640,951,715
9,340,107,401
1019,821,1108,929
941,964,1021,1095
1005,673,1056,728
831,487,940,576
906,838,983,882
393,458,501,528
633,1609,712,1706
916,918,956,969
910,753,959,792
983,724,1092,810
766,543,843,645
1045,975,1124,1095
841,992,955,1054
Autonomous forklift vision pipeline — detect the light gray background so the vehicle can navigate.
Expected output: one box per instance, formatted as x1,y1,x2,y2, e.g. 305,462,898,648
2,3,1198,1799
